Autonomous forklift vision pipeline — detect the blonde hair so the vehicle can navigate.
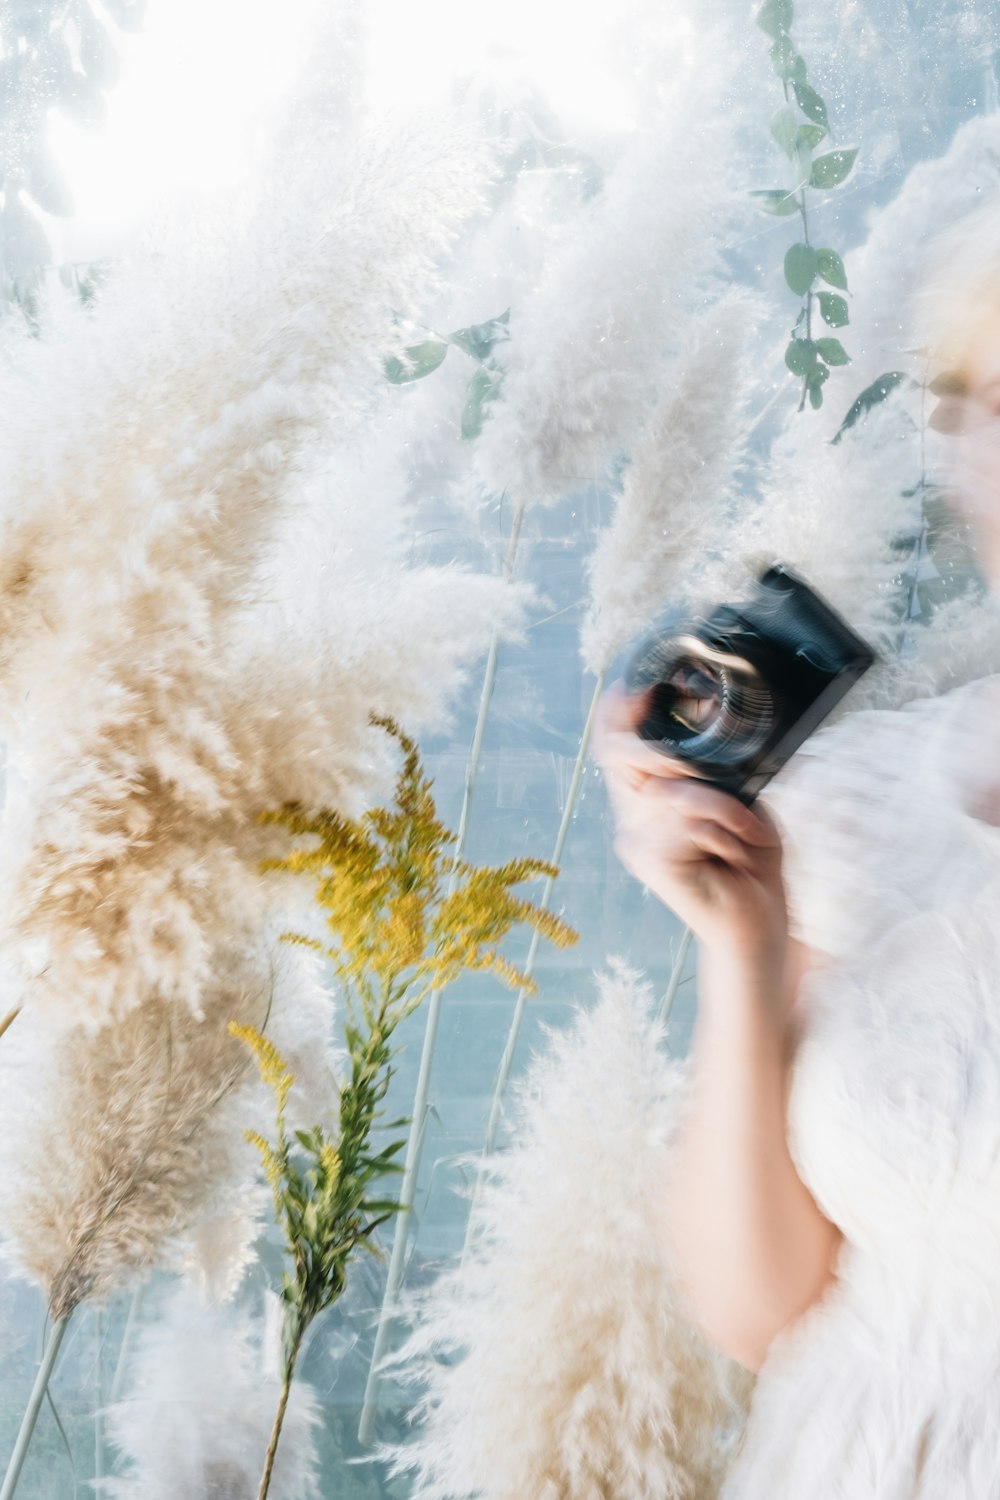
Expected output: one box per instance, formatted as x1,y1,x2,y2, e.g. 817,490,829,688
912,197,1000,380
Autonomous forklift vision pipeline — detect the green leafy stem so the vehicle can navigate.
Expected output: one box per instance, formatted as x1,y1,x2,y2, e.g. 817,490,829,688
752,0,857,411
237,716,578,1497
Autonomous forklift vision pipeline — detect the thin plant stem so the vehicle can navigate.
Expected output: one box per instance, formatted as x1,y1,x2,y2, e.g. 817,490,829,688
458,669,606,1271
357,495,526,1446
93,1307,104,1489
0,1313,71,1500
108,1284,144,1405
797,189,812,414
0,1007,21,1041
656,925,693,1030
258,1325,305,1500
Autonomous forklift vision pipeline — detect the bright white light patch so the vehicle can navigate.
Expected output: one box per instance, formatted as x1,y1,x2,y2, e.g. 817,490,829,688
49,0,316,262
47,0,651,258
364,0,638,134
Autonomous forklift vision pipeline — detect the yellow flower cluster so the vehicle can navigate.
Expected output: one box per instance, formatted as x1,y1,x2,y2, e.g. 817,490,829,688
228,1022,294,1112
260,715,578,1008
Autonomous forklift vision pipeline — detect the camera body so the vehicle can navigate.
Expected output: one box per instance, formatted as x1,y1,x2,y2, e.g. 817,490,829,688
623,563,877,805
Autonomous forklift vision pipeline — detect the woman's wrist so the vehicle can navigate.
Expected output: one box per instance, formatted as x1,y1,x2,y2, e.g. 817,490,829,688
696,933,789,1018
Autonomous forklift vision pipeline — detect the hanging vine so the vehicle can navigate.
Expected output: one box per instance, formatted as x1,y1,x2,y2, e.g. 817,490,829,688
752,0,858,411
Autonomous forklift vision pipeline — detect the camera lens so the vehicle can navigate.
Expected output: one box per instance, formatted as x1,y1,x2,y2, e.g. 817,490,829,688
661,661,723,732
638,640,776,770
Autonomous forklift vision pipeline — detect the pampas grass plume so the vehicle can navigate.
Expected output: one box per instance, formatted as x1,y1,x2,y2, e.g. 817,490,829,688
0,96,521,1031
0,939,337,1321
102,1285,320,1500
580,288,764,676
470,39,742,510
382,959,751,1500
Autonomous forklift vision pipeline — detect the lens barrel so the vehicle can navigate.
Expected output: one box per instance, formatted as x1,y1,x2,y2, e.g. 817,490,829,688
637,637,776,770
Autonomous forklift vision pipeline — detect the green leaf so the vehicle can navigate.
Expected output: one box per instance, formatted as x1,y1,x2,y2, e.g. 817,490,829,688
461,366,503,440
816,248,848,290
808,379,825,409
817,290,849,327
771,106,799,158
769,35,803,80
815,337,850,365
831,371,912,444
366,1139,407,1166
447,308,511,362
756,0,793,36
791,80,828,127
795,123,827,151
785,338,818,376
784,243,818,296
384,340,449,385
749,189,800,217
810,148,858,189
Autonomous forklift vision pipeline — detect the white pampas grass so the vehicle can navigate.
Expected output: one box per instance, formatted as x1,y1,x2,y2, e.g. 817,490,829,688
0,99,520,1031
224,434,535,822
708,397,920,609
382,959,752,1500
164,942,339,1306
580,289,765,676
469,37,744,511
102,1285,320,1500
690,392,933,712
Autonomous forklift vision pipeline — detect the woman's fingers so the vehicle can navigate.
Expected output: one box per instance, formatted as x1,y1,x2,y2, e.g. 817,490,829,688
612,771,779,847
676,817,756,867
593,681,700,781
596,677,649,732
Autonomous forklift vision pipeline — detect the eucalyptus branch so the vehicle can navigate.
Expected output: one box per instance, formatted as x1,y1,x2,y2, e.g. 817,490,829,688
383,306,511,440
751,0,857,411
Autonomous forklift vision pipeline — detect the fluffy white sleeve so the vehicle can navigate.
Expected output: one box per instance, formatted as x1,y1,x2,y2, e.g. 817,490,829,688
760,699,929,960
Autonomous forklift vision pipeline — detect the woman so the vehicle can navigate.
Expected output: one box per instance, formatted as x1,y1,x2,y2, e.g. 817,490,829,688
592,243,1000,1496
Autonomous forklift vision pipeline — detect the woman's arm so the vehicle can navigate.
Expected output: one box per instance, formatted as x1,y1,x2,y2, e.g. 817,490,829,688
655,937,844,1374
591,683,845,1374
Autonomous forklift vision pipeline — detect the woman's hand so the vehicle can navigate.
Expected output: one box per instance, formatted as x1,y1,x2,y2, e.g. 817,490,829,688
592,680,789,971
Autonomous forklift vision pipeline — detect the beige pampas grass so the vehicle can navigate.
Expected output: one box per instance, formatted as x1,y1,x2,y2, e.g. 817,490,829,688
0,913,346,1322
580,289,765,676
382,959,752,1500
0,944,273,1321
0,94,506,1031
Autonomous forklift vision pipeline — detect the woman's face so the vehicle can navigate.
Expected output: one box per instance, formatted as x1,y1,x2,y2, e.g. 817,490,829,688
931,310,1000,588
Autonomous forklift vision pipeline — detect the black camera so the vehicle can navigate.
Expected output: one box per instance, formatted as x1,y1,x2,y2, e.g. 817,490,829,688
622,562,877,805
